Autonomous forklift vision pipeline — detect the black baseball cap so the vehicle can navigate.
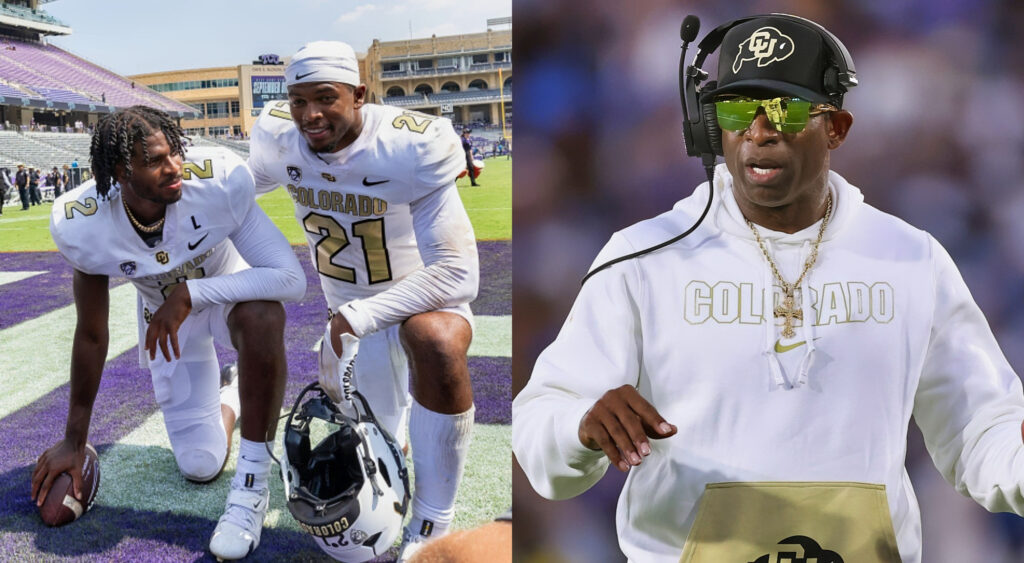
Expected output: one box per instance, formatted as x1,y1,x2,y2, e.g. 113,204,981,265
705,15,839,105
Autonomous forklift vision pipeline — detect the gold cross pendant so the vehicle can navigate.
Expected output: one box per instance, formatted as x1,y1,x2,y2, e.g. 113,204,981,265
774,293,803,339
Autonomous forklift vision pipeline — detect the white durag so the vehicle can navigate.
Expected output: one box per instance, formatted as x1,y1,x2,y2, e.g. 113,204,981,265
285,40,361,87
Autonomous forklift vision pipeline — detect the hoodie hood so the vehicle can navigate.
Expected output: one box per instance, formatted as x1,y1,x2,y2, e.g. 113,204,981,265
711,163,864,243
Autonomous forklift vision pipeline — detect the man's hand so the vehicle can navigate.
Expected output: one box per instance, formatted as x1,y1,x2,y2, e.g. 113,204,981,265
145,283,192,361
578,385,677,473
31,440,86,506
318,320,360,404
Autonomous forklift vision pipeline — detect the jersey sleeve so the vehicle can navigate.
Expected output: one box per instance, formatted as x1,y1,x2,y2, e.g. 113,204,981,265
914,236,1024,514
49,186,103,275
410,116,465,195
512,232,644,500
220,149,257,225
248,103,294,195
185,150,306,308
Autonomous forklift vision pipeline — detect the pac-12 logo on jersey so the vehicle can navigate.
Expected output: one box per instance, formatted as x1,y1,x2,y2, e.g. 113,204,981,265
287,166,302,182
120,261,137,276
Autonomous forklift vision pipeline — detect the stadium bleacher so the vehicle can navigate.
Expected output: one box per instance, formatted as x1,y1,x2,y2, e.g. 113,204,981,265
0,130,249,172
0,36,197,116
383,88,512,109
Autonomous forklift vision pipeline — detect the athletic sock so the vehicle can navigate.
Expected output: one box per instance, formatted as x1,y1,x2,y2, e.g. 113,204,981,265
407,400,475,537
232,438,271,491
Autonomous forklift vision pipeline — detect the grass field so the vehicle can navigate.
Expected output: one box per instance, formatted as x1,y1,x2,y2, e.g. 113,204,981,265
0,157,511,561
0,157,511,251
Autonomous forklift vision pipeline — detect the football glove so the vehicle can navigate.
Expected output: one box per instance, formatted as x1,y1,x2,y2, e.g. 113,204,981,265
317,323,360,404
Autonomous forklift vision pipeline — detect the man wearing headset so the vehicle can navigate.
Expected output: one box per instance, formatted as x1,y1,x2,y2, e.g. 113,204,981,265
513,14,1024,563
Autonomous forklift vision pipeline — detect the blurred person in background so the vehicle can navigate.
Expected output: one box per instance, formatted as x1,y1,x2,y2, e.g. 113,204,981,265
462,128,481,186
513,2,1024,561
0,167,11,215
49,166,63,198
28,167,41,206
15,163,29,211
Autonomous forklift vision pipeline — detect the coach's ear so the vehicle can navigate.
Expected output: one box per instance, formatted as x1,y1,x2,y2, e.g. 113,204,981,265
827,110,853,150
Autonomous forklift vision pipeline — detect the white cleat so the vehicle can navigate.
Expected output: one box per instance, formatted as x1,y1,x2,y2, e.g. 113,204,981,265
209,483,269,560
397,526,437,563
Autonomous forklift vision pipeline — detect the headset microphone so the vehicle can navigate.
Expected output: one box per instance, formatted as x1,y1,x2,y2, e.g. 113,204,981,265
679,15,701,159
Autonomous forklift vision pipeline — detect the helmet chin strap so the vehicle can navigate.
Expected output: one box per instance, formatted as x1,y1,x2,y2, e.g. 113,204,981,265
354,426,385,497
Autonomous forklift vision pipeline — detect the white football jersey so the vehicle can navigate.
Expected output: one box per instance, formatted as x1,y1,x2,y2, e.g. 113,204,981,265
249,101,476,334
52,147,258,311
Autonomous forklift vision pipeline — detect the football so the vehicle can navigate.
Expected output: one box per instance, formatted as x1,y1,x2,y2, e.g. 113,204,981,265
38,443,100,527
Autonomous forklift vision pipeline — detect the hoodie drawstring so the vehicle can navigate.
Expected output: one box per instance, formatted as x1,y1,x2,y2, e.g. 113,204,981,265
762,238,789,388
795,240,818,387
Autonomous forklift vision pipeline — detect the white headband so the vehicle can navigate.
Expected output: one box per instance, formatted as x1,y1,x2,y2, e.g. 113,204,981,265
286,41,360,87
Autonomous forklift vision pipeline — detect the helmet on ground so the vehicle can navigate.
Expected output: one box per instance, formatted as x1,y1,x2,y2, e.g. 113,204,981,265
277,382,410,562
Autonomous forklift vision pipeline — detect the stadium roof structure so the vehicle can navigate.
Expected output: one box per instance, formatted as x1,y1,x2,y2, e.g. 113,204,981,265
0,2,70,36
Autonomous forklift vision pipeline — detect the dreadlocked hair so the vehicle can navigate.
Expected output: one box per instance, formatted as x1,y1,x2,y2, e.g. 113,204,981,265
90,105,189,199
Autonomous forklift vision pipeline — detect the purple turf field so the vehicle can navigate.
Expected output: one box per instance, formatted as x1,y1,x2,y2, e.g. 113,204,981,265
0,241,510,562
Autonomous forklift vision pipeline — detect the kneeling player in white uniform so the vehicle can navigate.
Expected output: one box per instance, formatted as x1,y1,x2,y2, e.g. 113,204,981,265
30,106,306,560
248,42,479,561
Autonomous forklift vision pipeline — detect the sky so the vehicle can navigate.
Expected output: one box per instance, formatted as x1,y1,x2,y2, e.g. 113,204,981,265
41,0,512,76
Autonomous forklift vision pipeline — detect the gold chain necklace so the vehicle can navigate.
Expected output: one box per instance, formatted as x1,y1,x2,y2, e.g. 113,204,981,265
122,197,164,234
746,193,833,339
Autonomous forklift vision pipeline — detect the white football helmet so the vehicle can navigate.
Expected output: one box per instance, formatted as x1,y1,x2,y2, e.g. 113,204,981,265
276,382,410,562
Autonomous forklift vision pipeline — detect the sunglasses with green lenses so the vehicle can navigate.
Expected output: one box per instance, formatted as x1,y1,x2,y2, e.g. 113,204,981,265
715,97,836,134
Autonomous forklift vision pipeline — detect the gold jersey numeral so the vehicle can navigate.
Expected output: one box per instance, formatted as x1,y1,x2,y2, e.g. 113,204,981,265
303,213,393,284
64,197,98,219
391,112,436,134
269,101,291,120
159,267,206,300
182,159,214,180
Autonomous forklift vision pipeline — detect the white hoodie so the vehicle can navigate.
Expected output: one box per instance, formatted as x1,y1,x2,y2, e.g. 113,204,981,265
512,164,1024,562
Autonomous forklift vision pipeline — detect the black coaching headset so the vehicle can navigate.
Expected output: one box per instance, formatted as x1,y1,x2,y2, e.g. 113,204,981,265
581,13,857,286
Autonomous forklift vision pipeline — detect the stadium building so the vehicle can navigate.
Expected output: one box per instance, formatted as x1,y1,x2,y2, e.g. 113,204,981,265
365,24,512,126
0,2,510,192
128,26,512,138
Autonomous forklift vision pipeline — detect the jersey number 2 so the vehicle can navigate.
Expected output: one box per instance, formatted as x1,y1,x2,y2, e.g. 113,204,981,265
303,213,393,284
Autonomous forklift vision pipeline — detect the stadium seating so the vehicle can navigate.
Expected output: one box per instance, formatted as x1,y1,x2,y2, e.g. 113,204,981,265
381,93,428,107
0,130,248,172
0,37,196,115
382,88,511,108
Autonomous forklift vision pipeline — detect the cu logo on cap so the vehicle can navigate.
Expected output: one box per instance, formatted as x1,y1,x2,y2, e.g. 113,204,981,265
733,26,794,73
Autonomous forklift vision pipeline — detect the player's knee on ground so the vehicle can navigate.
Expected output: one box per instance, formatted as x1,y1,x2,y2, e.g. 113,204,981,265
409,522,511,563
167,417,228,483
176,447,223,483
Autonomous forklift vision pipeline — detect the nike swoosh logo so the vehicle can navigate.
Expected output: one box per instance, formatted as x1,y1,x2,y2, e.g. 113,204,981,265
774,337,821,354
774,340,807,353
295,71,317,80
362,177,389,186
187,233,209,251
